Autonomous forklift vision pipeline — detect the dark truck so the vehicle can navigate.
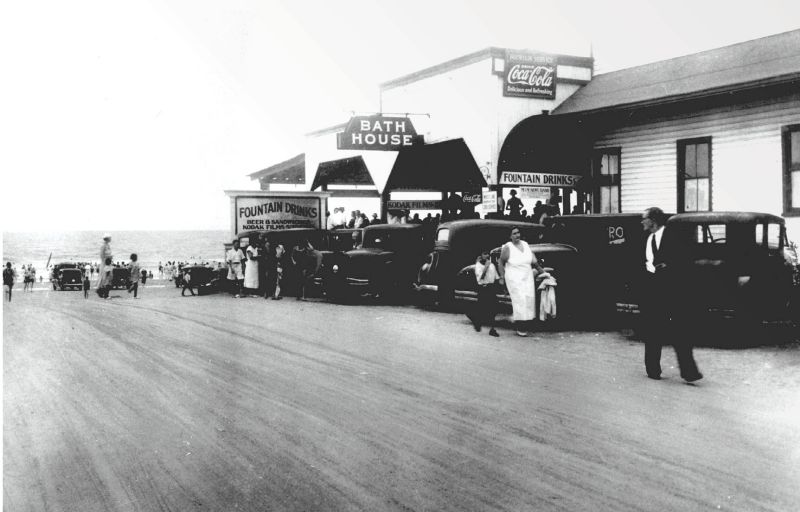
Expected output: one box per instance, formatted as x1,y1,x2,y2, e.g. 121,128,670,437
321,224,430,302
546,213,657,321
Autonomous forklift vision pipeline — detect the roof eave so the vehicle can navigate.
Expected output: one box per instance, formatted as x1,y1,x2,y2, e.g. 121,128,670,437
553,72,800,116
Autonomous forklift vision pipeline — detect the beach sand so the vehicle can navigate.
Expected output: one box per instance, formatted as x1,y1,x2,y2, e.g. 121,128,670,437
4,284,800,511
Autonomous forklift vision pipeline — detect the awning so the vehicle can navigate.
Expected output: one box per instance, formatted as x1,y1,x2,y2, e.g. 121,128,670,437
384,138,486,192
247,153,305,184
311,156,375,191
497,115,594,184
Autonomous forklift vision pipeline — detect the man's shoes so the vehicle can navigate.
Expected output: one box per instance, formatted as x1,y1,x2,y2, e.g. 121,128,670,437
516,331,528,337
466,314,481,332
489,328,499,337
683,372,703,383
647,374,662,380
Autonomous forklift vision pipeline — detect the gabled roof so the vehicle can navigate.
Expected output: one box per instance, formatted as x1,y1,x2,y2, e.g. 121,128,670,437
247,154,305,184
554,30,800,115
385,138,486,192
311,156,375,191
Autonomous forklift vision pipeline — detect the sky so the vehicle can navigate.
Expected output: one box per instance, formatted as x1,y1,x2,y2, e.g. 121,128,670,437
1,0,799,231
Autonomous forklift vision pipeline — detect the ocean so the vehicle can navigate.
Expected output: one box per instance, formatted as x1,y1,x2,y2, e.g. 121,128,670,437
2,230,229,275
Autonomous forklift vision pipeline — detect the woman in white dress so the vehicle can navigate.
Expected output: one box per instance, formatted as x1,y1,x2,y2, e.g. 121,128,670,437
243,245,260,296
498,226,545,336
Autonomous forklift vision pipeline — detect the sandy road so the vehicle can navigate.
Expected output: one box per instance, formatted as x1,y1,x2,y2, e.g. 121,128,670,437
4,284,800,511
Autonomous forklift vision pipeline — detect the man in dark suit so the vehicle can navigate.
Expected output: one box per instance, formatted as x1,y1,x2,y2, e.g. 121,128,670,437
640,207,702,382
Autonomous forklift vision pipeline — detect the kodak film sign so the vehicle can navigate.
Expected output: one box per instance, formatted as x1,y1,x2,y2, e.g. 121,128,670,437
337,115,422,151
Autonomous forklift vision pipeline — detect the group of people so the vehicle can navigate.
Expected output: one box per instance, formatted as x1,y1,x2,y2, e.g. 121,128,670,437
221,238,321,301
464,209,702,383
327,208,382,229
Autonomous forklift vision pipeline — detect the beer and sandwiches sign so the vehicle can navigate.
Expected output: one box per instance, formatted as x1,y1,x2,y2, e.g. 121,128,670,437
338,115,422,151
235,196,323,233
503,50,557,99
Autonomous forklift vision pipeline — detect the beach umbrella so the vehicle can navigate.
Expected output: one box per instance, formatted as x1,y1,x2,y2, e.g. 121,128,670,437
45,252,52,269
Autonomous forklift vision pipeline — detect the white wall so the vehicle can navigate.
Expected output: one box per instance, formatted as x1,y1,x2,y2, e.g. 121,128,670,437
593,91,800,240
380,57,589,185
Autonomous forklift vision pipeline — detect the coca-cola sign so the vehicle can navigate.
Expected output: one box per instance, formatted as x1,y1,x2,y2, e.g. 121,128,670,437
503,51,557,99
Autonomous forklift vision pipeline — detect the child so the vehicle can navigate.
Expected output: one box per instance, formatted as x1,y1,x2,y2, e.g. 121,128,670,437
127,253,141,299
83,265,91,299
467,250,500,337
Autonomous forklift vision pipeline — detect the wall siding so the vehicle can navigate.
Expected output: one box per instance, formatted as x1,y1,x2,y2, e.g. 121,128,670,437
594,93,800,239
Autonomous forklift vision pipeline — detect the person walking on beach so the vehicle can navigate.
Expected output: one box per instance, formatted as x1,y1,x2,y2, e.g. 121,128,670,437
4,262,16,302
140,268,148,286
83,265,91,299
467,250,500,337
640,207,702,382
97,234,113,298
181,268,195,296
226,239,245,298
127,253,141,299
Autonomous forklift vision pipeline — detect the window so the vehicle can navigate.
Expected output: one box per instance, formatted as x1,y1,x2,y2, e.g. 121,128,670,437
678,138,712,212
756,223,783,250
783,125,800,216
592,148,621,213
696,224,726,244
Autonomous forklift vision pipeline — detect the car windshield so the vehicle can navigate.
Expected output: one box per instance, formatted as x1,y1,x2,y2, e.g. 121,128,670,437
363,230,415,251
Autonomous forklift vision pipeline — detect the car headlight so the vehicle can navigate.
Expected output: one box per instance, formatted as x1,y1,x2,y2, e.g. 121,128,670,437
737,276,751,286
332,264,339,273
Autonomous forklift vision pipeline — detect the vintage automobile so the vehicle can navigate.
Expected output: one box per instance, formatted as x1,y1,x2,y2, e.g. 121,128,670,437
110,266,131,289
546,213,661,319
327,228,363,253
51,262,83,291
415,219,548,308
659,211,799,326
321,224,431,302
179,264,228,295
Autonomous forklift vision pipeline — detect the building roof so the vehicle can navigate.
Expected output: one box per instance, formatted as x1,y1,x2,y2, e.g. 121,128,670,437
247,154,305,184
385,138,486,192
554,30,800,115
311,156,375,191
380,48,593,91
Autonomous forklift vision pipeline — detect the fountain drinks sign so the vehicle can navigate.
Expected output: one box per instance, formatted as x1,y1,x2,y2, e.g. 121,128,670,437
235,196,323,233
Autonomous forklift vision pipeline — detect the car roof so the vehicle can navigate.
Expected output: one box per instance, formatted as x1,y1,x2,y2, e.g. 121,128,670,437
363,223,423,231
667,211,784,225
437,218,543,230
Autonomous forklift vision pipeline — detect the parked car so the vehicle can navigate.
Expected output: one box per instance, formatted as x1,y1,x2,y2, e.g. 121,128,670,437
51,263,83,291
415,219,547,308
110,266,131,289
451,242,582,323
179,265,228,295
660,211,799,326
327,228,363,252
322,224,430,302
546,213,663,319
